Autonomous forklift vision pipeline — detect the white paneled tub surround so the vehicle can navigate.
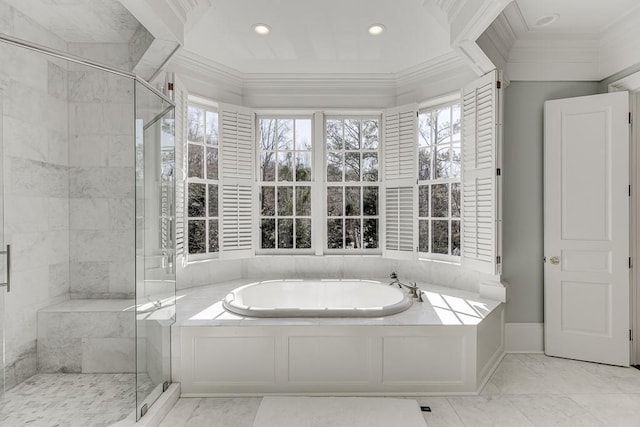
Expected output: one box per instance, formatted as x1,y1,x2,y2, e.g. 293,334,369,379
223,280,413,317
177,280,504,396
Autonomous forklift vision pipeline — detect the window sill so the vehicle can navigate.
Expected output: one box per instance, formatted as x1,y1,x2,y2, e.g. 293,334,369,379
416,256,461,266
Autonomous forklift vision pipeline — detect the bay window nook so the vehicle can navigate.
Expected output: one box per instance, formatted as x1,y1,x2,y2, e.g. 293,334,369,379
176,70,501,281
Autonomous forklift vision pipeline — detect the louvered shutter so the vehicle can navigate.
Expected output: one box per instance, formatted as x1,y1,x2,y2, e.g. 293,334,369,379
171,73,188,267
461,70,501,274
219,103,254,258
383,104,418,260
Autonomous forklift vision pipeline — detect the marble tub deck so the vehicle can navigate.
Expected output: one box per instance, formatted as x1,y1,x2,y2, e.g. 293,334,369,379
160,355,640,427
176,278,502,327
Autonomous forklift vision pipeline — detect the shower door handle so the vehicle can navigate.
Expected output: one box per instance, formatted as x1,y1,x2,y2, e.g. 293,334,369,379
0,245,10,292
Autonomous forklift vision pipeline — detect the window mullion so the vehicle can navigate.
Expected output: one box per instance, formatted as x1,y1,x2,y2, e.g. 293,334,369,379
313,112,325,255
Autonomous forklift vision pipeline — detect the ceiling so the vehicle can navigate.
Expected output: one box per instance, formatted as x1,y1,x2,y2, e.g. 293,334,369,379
183,0,451,75
514,0,640,33
4,0,141,43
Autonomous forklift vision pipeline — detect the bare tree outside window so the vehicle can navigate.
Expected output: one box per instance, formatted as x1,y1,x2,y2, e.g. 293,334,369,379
259,118,313,250
418,103,461,257
187,105,219,256
326,118,380,251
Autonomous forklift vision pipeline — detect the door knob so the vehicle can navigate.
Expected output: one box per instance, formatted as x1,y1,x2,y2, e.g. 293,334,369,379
549,256,560,265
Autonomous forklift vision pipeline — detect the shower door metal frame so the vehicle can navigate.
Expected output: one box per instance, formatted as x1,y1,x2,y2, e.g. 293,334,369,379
0,33,175,107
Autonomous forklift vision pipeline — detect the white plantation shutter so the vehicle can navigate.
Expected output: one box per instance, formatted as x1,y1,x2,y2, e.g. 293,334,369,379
461,70,501,274
222,183,253,252
221,105,253,180
172,73,188,266
384,105,418,181
383,104,418,259
220,103,254,257
385,187,414,252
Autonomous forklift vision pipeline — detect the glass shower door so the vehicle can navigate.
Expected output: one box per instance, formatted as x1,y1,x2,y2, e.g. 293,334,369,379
0,85,5,400
134,80,176,420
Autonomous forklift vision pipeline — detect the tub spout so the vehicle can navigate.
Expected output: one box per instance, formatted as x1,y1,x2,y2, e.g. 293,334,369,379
389,272,401,288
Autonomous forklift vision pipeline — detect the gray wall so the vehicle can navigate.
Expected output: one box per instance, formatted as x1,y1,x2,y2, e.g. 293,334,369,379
502,81,601,323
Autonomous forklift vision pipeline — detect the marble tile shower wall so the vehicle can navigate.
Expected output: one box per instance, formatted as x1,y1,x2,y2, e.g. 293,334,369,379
0,0,70,389
67,44,135,299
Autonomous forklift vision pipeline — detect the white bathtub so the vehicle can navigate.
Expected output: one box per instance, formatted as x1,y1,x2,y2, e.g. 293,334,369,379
222,279,413,317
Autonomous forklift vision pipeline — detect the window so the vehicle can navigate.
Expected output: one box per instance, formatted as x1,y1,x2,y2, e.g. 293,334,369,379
186,105,219,256
326,118,380,251
417,103,461,258
258,118,313,251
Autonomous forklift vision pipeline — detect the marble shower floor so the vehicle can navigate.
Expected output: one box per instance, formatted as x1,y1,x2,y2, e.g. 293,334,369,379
159,354,640,427
0,373,153,427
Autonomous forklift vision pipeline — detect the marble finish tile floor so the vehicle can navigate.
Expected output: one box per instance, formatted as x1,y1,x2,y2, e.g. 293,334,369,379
0,373,153,427
159,354,640,427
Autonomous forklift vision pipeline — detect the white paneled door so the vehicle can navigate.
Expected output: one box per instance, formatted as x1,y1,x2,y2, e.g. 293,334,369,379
544,92,630,366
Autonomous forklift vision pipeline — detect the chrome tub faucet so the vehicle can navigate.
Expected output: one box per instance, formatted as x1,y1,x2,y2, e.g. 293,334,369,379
389,272,423,302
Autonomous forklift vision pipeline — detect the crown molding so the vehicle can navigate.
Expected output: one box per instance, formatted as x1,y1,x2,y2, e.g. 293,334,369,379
243,74,396,90
450,0,512,45
476,10,516,73
169,46,480,108
487,10,517,60
599,5,640,79
479,0,640,81
165,0,198,23
172,49,244,86
395,51,467,86
501,1,527,35
432,0,513,76
434,0,466,23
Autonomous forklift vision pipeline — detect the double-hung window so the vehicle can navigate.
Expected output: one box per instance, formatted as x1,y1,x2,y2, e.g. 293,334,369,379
186,105,219,256
325,117,380,251
258,118,313,251
417,103,461,259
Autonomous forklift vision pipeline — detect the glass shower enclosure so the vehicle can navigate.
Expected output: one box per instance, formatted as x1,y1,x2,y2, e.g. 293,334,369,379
134,80,177,418
0,33,176,424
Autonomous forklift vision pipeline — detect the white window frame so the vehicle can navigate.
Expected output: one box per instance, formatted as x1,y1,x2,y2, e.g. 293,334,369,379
324,114,382,255
417,99,462,263
255,114,316,255
186,99,220,262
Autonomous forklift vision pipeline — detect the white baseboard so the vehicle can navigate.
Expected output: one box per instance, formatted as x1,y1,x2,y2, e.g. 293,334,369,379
505,323,544,353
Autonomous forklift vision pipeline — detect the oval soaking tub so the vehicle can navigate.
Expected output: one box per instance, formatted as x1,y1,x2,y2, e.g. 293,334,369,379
223,280,413,317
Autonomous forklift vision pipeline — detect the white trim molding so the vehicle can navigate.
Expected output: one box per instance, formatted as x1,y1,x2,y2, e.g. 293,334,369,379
479,1,640,81
168,48,476,108
505,323,544,353
448,0,513,76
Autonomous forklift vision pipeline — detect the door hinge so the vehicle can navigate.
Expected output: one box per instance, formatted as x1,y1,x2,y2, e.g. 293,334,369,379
167,82,174,91
497,80,502,89
496,255,501,264
629,257,632,269
631,329,633,341
629,112,632,124
630,185,632,197
497,168,501,176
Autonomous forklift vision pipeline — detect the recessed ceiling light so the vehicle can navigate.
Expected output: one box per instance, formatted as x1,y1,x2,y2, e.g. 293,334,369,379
368,24,386,36
534,14,559,28
252,23,271,35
